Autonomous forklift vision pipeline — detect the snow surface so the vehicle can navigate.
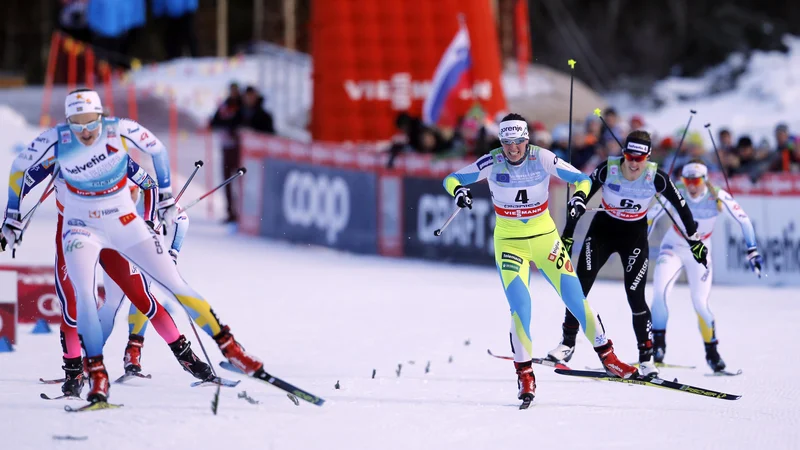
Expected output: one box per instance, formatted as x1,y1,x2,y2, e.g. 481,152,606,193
609,35,800,147
0,107,799,449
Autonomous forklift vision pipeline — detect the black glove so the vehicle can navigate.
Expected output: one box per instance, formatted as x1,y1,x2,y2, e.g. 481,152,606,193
454,185,473,210
688,236,708,268
567,191,587,220
145,220,159,234
561,236,574,256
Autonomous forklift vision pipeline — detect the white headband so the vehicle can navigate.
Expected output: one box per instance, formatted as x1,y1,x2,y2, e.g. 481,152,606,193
65,90,103,118
682,162,708,179
498,120,529,140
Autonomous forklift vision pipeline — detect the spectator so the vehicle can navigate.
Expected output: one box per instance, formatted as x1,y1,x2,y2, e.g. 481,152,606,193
240,86,275,133
729,136,770,182
600,107,623,144
209,83,242,223
769,123,800,172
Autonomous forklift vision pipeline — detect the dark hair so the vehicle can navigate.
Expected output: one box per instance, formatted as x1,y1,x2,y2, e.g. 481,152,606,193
501,113,526,123
626,130,651,144
68,87,93,95
737,136,753,148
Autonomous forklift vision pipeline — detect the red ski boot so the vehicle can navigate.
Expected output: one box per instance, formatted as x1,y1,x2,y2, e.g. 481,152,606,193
514,360,536,403
123,334,144,374
85,356,110,403
213,326,263,375
595,340,638,379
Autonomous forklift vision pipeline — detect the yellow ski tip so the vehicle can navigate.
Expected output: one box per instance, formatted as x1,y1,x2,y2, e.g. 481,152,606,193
568,59,576,69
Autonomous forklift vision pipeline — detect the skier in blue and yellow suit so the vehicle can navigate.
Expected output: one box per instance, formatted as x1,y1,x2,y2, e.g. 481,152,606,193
442,113,637,404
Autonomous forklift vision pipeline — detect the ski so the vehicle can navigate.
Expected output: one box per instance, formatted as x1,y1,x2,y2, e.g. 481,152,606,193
705,369,742,377
554,369,741,400
585,362,696,370
39,377,66,385
40,393,82,401
219,361,324,406
486,349,572,370
190,377,241,388
113,372,152,384
64,401,124,413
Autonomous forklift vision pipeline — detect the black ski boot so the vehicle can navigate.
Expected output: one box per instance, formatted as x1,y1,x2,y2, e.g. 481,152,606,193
705,341,726,372
169,335,214,381
653,329,666,363
61,356,85,397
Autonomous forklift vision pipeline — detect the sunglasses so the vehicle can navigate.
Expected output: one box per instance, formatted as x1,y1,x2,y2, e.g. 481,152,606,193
68,118,102,134
623,152,648,162
681,176,704,187
500,137,528,145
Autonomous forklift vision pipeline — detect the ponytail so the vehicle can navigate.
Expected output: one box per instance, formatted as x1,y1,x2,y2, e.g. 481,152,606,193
705,179,722,212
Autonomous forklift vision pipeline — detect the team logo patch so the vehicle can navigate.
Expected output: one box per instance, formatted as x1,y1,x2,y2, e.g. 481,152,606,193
67,219,86,227
119,213,136,226
501,252,523,264
60,130,71,144
565,260,574,273
106,126,116,138
548,240,561,261
608,183,621,192
501,261,521,273
496,173,510,183
477,155,493,170
106,144,119,155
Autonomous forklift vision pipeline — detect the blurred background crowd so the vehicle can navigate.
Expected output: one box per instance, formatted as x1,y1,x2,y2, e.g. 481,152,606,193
385,107,800,180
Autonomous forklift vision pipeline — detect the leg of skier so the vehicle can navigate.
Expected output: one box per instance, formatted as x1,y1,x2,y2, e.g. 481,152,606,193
54,215,84,397
98,249,213,380
528,230,637,379
650,248,684,363
548,219,614,363
681,242,725,372
113,219,264,376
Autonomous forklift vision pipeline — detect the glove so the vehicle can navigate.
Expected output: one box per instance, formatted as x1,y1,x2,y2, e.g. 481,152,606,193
454,185,473,210
567,191,587,219
157,193,179,234
747,247,762,275
168,249,179,265
0,235,7,253
1,212,24,249
687,234,709,268
145,220,159,234
561,236,574,256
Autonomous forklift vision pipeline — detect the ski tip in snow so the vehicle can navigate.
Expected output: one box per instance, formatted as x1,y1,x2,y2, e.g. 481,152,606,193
191,377,241,388
705,369,743,377
64,402,124,413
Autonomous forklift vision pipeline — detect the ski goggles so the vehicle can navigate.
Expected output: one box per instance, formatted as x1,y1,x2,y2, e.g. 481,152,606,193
500,137,528,145
68,117,102,134
681,176,704,187
623,152,648,162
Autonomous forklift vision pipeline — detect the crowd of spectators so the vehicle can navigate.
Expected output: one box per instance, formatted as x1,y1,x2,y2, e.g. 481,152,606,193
386,106,800,181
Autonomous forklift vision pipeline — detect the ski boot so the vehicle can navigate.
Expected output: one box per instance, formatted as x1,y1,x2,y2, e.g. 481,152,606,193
169,335,214,381
652,329,666,364
123,334,144,374
705,341,726,372
514,360,536,402
594,340,638,378
637,340,659,378
61,356,85,397
213,326,263,376
546,324,578,364
85,356,110,403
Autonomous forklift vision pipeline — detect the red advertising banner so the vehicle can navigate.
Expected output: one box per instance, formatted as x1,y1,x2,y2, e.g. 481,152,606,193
310,0,507,142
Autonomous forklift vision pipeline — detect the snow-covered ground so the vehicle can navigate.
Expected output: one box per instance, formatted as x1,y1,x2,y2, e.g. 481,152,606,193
609,35,800,147
0,105,798,449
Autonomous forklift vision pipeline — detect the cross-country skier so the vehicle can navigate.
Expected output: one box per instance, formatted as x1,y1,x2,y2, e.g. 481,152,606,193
647,159,761,373
547,130,709,378
442,113,637,407
0,89,264,403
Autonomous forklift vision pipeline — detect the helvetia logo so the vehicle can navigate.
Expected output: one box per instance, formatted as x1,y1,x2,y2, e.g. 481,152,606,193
65,154,108,175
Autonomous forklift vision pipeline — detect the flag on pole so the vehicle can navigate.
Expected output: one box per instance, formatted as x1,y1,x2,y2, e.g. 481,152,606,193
422,19,472,126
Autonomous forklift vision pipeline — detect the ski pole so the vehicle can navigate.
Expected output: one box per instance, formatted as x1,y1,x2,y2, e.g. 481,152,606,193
178,167,247,213
174,160,204,203
666,110,697,176
13,175,58,259
565,59,577,223
433,207,462,237
704,124,733,194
